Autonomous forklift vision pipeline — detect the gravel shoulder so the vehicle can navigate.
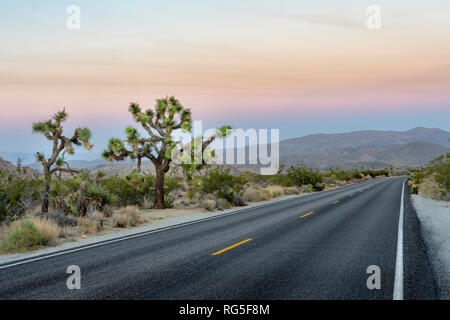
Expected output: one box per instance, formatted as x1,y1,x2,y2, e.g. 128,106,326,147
411,194,450,299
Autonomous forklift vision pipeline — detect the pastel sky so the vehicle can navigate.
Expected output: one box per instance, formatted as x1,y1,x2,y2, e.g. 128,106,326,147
0,0,449,155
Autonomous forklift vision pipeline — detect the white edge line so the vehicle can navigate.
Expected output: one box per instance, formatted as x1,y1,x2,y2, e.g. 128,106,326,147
393,180,405,300
0,177,393,270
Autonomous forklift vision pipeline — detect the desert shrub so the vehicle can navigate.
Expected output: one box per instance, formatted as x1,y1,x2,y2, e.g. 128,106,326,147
287,166,324,191
243,185,285,202
29,218,59,246
100,175,146,207
164,194,176,208
1,220,44,253
49,180,71,214
265,185,284,198
111,206,145,228
361,168,389,178
243,187,261,202
283,186,301,195
85,184,116,213
77,217,100,235
410,153,450,199
59,226,78,239
428,153,450,191
201,168,247,203
187,190,196,200
164,176,183,194
0,172,42,223
43,210,78,227
216,198,232,210
88,211,105,230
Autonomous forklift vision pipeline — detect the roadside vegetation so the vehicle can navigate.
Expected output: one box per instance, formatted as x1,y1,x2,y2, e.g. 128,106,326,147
0,162,395,253
409,153,450,201
0,97,400,254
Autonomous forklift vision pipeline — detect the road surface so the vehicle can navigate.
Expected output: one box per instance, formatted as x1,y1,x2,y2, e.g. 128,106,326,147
0,177,437,299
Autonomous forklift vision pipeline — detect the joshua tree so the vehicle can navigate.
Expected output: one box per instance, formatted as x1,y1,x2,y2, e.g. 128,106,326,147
32,109,93,213
103,96,230,208
177,126,231,188
103,96,192,209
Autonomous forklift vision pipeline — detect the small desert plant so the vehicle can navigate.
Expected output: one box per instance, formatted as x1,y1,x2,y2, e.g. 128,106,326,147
77,217,100,235
59,226,78,239
201,168,247,203
265,185,284,198
287,165,324,191
111,206,145,228
42,210,78,227
1,220,44,253
29,218,59,246
0,172,42,223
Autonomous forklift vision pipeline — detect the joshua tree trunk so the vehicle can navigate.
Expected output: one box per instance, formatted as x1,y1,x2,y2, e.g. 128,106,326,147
154,166,165,209
41,171,51,214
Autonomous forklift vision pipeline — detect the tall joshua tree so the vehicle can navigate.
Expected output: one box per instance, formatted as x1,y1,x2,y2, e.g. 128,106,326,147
32,109,93,213
102,96,192,209
177,126,232,187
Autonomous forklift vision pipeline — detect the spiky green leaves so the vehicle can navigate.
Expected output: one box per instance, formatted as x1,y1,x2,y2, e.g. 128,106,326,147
181,122,192,132
217,125,232,137
53,109,68,122
107,138,125,153
32,120,57,133
156,98,168,112
162,118,176,127
125,127,140,142
77,128,91,142
55,157,64,167
35,153,44,162
129,103,141,116
76,128,93,151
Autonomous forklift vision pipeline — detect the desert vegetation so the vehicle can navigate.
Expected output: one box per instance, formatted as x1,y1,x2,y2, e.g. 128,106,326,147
409,153,450,200
0,98,403,254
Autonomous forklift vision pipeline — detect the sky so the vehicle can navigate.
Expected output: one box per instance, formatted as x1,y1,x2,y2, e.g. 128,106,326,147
0,0,449,156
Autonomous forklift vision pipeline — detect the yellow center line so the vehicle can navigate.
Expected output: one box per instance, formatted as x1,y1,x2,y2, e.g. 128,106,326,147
211,238,252,256
300,211,314,218
332,200,340,204
349,194,354,197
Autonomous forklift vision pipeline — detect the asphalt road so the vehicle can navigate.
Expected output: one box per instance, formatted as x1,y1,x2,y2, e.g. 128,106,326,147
0,177,438,299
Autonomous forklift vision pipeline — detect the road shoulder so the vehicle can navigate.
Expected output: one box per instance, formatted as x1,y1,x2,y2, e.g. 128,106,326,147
411,193,450,299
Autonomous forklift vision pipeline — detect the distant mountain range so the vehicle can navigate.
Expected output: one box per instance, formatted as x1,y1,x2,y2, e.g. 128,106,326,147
278,127,450,169
1,127,449,174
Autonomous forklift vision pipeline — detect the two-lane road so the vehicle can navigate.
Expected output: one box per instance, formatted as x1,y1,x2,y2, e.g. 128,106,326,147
0,177,437,299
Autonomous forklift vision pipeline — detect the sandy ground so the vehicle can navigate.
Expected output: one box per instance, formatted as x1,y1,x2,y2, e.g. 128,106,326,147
142,208,206,221
412,195,450,299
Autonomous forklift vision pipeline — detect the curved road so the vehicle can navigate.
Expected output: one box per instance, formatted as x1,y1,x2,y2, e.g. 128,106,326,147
0,177,437,299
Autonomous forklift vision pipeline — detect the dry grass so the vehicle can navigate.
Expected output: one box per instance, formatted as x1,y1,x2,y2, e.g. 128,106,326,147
59,226,78,239
111,206,145,228
265,185,284,198
77,217,100,235
29,218,59,246
418,177,447,200
243,185,286,203
283,187,301,195
0,218,58,253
